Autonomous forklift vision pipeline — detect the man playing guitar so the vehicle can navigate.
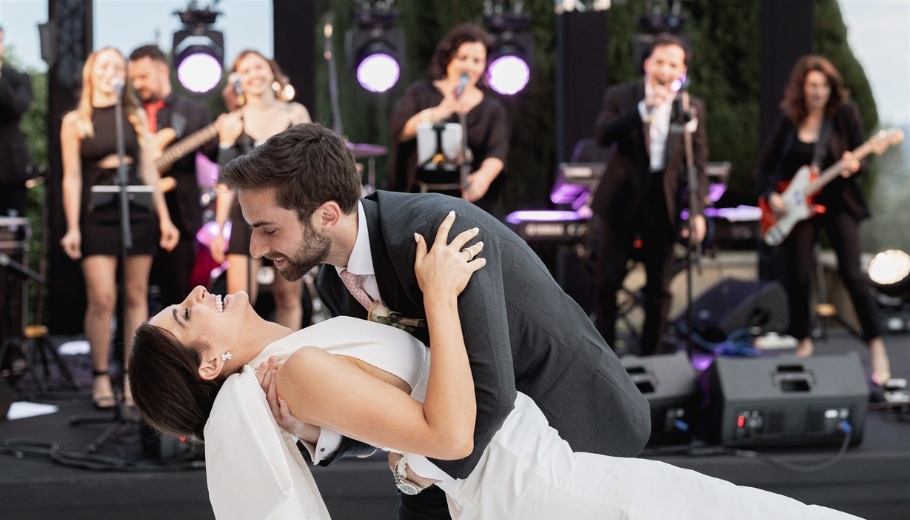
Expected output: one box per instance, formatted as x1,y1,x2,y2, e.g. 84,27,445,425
128,45,219,309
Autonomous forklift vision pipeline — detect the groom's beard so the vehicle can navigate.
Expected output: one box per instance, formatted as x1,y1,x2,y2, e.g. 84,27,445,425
276,230,331,282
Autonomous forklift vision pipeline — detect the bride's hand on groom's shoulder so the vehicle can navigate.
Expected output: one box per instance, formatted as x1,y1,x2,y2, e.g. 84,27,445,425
257,356,320,443
414,211,486,299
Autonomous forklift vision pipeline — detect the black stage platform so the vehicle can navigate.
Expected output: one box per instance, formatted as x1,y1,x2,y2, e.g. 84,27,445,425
1,329,907,520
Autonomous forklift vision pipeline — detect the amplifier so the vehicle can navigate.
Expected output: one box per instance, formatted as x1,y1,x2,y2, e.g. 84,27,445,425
505,210,590,246
701,353,869,447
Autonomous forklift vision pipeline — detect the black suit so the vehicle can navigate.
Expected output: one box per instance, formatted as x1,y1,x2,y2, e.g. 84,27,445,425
317,191,651,519
0,65,33,217
592,80,708,355
148,93,217,306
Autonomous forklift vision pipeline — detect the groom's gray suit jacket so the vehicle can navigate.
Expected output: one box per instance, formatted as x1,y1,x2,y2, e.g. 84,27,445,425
317,191,650,479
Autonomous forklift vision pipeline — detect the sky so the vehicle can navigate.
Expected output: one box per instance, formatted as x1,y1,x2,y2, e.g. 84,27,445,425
0,0,908,126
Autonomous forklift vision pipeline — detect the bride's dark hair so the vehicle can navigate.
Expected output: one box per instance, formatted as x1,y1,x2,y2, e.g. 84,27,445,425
129,323,225,441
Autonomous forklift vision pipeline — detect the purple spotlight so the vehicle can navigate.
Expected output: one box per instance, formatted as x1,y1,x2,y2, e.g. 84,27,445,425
487,55,530,95
356,53,400,93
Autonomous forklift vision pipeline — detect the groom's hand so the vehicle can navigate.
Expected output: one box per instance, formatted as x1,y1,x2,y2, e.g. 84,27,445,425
257,356,321,444
387,452,438,488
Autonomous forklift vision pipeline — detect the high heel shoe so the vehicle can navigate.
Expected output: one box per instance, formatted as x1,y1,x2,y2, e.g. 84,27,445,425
91,370,116,410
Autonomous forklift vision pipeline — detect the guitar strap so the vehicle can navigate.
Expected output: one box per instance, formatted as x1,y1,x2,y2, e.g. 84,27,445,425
811,117,834,169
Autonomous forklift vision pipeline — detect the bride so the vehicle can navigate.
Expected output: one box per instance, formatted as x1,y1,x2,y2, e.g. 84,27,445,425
129,213,860,519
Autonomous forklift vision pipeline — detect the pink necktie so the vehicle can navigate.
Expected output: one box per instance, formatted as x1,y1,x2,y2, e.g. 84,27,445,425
339,269,373,310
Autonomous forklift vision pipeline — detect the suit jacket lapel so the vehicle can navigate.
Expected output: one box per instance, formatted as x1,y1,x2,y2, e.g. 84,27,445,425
362,194,430,344
633,81,651,156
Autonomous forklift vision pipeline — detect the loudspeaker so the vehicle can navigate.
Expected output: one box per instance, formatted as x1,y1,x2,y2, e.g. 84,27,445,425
556,10,608,164
622,351,700,445
701,353,869,447
680,278,789,341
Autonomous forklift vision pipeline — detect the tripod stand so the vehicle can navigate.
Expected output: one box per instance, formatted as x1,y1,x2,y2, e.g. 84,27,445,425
0,252,78,394
812,243,862,341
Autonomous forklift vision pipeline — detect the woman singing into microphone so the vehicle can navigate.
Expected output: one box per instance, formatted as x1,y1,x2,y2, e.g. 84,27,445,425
388,23,511,215
59,47,179,408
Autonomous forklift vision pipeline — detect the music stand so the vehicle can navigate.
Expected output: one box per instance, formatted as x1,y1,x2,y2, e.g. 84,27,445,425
415,122,465,195
70,93,152,453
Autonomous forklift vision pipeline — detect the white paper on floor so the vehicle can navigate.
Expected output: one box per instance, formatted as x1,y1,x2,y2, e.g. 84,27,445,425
7,402,59,420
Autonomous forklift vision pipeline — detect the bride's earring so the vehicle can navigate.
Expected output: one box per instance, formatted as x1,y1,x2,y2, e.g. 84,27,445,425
221,352,233,361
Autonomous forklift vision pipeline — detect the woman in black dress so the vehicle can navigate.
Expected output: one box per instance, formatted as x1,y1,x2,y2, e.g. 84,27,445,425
388,23,511,215
60,47,179,408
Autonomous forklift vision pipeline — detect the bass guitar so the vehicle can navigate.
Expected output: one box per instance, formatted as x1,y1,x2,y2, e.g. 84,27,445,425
152,122,220,173
759,127,904,246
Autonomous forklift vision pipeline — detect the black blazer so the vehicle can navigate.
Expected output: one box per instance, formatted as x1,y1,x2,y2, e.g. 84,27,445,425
592,80,709,228
317,191,651,479
153,93,217,236
754,103,870,221
0,66,33,185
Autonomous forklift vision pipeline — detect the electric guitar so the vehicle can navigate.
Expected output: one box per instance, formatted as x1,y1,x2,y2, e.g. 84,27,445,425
152,122,220,173
759,127,904,246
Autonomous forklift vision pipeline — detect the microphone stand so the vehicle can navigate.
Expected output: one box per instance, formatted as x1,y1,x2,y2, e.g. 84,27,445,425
324,14,345,139
676,85,701,357
457,112,471,193
71,84,142,453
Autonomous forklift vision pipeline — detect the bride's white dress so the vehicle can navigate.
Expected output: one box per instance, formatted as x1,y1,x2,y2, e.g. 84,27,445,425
204,317,861,520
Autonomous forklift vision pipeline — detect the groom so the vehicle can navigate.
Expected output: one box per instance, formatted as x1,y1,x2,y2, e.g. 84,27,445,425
220,123,650,520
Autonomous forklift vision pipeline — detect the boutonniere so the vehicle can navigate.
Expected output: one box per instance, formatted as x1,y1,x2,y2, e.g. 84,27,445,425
368,301,426,332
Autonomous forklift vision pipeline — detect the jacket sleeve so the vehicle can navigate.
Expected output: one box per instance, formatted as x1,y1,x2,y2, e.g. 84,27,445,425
594,85,644,147
0,69,33,117
419,212,517,479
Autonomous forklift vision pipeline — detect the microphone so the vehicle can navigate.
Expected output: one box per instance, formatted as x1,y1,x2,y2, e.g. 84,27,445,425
229,73,246,109
455,73,469,99
229,73,242,95
111,78,124,97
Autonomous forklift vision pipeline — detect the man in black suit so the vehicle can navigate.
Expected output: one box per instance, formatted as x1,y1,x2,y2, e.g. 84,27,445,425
0,26,34,218
592,32,709,356
220,123,650,520
128,45,217,307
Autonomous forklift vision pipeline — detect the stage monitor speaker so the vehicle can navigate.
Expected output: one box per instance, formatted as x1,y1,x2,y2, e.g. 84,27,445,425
622,351,700,445
680,278,789,341
702,353,869,447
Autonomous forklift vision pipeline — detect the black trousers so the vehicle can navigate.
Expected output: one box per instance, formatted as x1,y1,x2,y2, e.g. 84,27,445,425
150,237,197,307
594,182,676,356
782,210,881,341
398,485,451,520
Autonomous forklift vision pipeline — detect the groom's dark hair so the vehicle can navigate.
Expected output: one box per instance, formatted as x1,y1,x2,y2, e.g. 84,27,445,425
220,123,362,223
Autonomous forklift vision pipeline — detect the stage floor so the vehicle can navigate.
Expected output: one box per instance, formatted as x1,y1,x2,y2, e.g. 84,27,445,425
1,329,907,520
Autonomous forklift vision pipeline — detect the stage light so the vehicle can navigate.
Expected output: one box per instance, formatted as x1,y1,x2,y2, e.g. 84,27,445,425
347,7,403,93
484,11,534,95
172,6,224,94
867,249,910,299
